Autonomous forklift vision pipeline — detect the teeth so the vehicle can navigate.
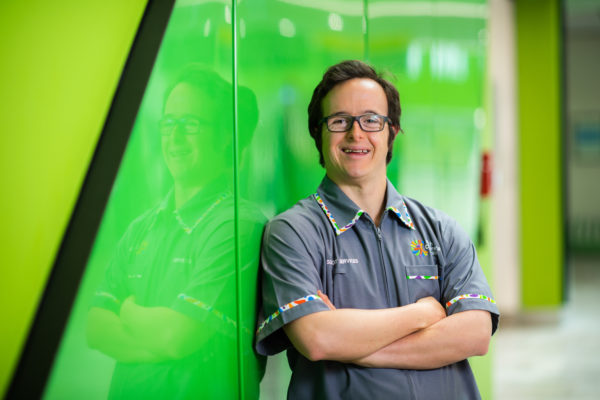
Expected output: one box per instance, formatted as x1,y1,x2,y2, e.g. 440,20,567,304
171,150,191,156
344,149,368,153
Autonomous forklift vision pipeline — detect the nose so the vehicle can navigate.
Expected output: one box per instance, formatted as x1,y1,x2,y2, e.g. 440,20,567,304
346,118,366,140
169,123,188,142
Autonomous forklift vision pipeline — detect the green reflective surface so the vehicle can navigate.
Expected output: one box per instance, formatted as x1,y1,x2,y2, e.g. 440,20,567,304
44,2,261,398
42,0,490,398
237,0,366,212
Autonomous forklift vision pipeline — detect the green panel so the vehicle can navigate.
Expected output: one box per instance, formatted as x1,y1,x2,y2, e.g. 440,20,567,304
368,0,492,397
235,1,365,398
42,1,264,398
516,0,563,307
0,1,147,396
237,0,366,213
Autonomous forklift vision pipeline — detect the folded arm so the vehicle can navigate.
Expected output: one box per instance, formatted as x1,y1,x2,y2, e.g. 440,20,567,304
87,307,162,363
87,296,213,362
283,295,445,362
118,296,213,359
353,309,492,370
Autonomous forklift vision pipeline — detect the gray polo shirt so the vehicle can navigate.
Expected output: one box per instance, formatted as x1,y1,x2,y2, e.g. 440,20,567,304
256,175,499,400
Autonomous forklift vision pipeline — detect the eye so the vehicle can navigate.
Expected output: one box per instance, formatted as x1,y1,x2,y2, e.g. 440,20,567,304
330,117,347,126
360,114,383,130
363,114,380,124
327,115,352,132
159,117,176,129
182,117,201,133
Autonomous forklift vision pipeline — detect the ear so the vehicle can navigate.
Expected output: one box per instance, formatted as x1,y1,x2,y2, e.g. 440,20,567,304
389,125,399,139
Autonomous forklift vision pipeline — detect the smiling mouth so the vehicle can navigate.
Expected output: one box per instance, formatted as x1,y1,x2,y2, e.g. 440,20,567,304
169,149,192,157
343,149,369,154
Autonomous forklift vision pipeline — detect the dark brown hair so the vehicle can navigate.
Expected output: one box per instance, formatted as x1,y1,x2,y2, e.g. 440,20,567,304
164,64,258,148
307,60,401,166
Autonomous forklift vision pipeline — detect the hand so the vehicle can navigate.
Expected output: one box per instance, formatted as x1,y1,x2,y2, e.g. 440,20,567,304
416,296,446,326
318,290,336,310
119,295,138,328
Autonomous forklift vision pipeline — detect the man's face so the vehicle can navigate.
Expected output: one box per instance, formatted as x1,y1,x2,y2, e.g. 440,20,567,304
161,83,221,185
321,78,390,186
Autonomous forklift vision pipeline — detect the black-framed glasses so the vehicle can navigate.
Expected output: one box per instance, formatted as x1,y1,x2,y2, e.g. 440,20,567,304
320,113,391,133
158,115,204,136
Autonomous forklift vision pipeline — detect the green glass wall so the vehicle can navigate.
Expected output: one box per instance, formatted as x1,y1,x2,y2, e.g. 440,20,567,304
19,0,491,399
43,2,253,398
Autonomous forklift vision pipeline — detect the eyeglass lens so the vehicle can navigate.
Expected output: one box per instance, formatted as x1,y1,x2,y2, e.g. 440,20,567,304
327,114,385,132
159,116,201,136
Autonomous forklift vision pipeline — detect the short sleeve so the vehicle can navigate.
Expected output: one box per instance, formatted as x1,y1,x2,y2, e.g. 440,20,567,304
171,218,237,330
255,216,330,356
439,217,499,335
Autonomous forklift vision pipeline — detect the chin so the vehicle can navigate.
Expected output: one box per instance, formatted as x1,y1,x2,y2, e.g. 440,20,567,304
172,171,205,187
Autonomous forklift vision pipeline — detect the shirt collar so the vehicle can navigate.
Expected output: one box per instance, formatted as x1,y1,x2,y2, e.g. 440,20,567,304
383,179,415,230
154,180,231,233
314,175,415,236
176,181,228,220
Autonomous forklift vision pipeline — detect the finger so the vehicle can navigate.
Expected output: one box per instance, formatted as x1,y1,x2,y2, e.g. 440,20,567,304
317,290,336,310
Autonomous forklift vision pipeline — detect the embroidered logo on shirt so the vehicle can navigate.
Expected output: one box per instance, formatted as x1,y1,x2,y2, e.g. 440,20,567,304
424,240,441,254
410,240,428,257
410,239,441,256
135,240,148,255
326,258,359,265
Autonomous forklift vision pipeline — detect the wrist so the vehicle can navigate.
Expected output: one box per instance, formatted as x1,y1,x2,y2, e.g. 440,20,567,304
411,302,435,330
119,297,138,328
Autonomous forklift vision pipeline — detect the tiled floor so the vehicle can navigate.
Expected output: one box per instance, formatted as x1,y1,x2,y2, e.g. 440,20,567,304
494,254,600,399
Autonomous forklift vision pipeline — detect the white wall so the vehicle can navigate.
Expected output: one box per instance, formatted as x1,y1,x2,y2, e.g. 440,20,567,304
489,0,520,314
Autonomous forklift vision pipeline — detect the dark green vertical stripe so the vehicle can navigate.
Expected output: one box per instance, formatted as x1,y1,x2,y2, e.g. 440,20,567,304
231,1,244,399
559,0,569,301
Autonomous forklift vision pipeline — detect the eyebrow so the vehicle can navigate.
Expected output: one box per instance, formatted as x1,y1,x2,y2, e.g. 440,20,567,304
328,110,381,116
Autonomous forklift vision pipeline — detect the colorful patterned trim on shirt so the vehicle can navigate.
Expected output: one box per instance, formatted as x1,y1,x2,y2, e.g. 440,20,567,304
314,194,364,236
178,293,240,330
256,294,322,335
445,294,496,308
387,202,416,230
95,291,120,304
406,275,439,280
174,193,229,234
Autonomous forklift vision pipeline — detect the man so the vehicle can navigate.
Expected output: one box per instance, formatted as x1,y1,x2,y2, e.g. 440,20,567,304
255,60,499,399
86,66,264,399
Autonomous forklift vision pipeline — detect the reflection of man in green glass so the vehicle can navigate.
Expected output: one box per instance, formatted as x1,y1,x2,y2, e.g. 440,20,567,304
86,66,263,399
160,76,229,206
